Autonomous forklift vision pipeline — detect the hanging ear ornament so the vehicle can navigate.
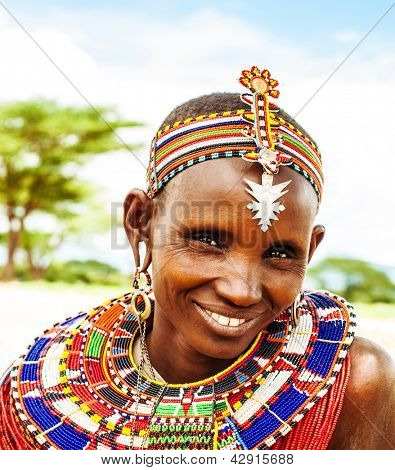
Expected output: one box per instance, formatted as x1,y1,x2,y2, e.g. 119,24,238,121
291,291,304,328
129,266,152,321
239,66,293,232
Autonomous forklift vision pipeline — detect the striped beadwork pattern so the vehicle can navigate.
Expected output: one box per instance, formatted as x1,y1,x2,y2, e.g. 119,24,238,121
146,110,323,202
5,289,355,450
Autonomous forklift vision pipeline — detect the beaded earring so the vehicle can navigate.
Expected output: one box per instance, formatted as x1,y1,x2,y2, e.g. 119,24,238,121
129,266,152,321
290,291,303,328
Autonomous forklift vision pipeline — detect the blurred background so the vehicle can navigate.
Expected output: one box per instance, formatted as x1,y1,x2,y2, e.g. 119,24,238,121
0,0,394,372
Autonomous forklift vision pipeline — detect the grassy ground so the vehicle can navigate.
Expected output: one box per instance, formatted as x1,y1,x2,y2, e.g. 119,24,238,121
13,279,131,296
353,302,394,319
0,281,393,374
349,302,394,362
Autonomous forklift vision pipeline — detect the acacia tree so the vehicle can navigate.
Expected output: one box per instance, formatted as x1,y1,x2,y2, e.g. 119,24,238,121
19,198,112,280
308,257,395,303
0,99,142,280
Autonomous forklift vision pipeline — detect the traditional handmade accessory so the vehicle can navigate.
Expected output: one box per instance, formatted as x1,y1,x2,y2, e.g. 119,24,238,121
238,66,293,231
127,263,168,449
1,288,356,450
129,267,152,321
146,66,323,231
290,291,304,329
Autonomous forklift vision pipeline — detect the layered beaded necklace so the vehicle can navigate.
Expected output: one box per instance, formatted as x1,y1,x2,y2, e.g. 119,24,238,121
6,288,356,450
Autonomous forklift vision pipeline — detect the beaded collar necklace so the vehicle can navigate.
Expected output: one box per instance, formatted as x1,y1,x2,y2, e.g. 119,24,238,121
8,288,356,450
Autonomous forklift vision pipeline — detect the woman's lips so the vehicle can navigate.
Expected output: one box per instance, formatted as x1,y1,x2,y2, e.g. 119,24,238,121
193,301,258,337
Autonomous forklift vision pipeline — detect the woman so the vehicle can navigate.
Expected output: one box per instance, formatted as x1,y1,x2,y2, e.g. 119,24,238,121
0,66,394,450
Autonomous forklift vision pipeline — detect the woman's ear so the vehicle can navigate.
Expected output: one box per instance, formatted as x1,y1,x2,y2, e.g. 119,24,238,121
123,188,154,272
307,224,325,264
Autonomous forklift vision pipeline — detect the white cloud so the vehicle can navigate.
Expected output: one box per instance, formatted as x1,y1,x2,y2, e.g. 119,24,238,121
334,30,361,44
1,7,394,269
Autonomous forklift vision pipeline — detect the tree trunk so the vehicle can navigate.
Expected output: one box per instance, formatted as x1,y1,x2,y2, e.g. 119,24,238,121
2,227,19,281
25,247,45,280
2,208,25,281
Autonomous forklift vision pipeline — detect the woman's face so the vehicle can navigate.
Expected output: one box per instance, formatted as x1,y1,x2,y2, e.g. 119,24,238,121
129,158,324,360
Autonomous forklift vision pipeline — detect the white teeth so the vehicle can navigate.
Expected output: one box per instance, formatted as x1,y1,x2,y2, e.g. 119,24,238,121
217,314,230,326
204,309,246,327
229,317,241,327
211,312,221,322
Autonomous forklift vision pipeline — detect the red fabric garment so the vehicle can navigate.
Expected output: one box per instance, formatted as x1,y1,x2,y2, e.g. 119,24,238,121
0,352,351,450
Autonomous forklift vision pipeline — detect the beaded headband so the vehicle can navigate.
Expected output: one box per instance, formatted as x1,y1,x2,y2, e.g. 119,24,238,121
146,66,323,231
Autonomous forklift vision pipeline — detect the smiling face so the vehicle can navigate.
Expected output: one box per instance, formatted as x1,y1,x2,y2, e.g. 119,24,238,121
139,157,324,361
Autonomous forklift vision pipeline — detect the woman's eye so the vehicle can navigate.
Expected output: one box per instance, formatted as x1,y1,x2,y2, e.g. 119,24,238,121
266,249,289,259
190,233,221,248
196,234,219,247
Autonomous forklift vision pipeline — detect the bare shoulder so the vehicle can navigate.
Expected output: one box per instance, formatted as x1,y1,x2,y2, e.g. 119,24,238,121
328,335,395,449
347,336,395,403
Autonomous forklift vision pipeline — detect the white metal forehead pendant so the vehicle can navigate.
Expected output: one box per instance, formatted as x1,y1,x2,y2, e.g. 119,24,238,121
238,66,293,232
244,173,291,232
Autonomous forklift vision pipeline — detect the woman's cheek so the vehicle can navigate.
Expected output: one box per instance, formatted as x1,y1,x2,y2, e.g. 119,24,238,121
152,244,209,293
263,265,306,311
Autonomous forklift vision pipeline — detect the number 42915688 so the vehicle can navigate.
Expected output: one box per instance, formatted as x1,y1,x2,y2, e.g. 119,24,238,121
230,453,294,465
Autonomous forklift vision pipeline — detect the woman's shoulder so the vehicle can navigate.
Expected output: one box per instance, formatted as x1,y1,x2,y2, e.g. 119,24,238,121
304,289,395,449
347,335,395,413
328,335,395,449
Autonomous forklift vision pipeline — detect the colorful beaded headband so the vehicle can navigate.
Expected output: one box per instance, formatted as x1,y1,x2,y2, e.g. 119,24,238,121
146,66,323,230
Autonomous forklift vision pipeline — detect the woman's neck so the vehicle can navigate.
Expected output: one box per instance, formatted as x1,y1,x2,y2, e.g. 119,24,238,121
144,311,238,384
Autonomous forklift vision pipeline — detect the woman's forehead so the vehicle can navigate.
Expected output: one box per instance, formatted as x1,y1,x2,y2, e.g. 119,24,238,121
158,159,318,235
165,159,316,210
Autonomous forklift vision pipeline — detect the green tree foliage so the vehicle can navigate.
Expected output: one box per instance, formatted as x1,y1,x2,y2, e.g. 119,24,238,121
0,99,142,280
308,257,395,303
45,259,128,286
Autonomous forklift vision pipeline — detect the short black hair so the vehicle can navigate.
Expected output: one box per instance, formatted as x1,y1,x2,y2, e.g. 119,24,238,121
159,92,317,148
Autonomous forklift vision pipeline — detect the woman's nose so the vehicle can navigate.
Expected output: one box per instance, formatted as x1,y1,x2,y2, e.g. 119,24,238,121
213,261,263,308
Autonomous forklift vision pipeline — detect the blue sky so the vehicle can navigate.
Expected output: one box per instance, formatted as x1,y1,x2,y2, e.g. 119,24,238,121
10,0,395,30
9,0,395,48
1,1,395,272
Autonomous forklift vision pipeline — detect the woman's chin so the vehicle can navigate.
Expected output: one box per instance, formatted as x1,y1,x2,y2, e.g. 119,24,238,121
191,335,256,361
